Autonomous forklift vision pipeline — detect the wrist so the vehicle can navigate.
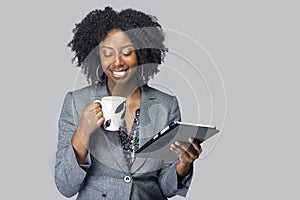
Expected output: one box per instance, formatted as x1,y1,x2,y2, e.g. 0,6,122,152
178,160,192,168
73,129,91,147
176,161,193,177
76,126,92,139
72,130,89,165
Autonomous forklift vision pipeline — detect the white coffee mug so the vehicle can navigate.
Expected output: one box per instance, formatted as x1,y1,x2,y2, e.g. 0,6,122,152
94,96,126,131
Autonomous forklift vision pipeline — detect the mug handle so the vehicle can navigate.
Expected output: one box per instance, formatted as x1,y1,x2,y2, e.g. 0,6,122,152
93,99,102,106
93,100,111,129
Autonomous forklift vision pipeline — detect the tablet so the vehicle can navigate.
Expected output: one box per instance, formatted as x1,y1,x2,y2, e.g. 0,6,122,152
136,121,220,161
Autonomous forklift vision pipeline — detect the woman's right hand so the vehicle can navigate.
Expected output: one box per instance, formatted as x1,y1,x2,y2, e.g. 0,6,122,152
76,102,105,138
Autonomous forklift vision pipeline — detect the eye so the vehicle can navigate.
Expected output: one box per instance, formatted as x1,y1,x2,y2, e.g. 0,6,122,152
103,51,113,57
122,51,132,56
121,48,134,56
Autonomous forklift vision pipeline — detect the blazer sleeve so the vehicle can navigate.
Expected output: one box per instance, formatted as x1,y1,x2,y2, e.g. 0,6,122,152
157,96,194,197
54,92,91,197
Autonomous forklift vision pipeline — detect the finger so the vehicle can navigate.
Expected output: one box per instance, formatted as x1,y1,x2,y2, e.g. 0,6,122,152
89,108,102,114
174,141,190,153
94,101,102,108
175,141,198,155
172,142,194,157
189,138,202,154
96,117,105,125
93,108,102,115
95,111,103,120
89,102,101,112
171,143,193,163
176,141,199,159
170,143,185,157
89,108,102,115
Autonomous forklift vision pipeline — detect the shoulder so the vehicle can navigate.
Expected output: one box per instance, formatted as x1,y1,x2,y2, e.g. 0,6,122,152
65,84,97,104
71,84,96,97
63,84,97,116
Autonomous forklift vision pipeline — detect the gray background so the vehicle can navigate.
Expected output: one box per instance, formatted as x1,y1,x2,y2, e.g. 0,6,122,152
0,0,299,199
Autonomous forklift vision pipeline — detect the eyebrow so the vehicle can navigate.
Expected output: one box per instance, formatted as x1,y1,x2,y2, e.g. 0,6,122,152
101,44,134,50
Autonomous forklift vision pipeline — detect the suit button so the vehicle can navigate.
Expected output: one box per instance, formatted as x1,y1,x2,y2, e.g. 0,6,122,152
124,176,131,183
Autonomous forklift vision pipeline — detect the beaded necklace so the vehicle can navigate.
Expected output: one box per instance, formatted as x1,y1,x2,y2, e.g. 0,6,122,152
118,108,140,169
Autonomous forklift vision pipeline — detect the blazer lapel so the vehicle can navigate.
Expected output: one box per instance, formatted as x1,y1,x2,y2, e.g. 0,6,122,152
139,85,158,145
131,85,157,173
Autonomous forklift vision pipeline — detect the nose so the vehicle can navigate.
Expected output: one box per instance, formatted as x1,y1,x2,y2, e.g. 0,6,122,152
112,54,124,68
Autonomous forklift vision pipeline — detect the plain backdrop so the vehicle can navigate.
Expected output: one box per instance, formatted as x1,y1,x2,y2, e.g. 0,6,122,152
0,0,299,199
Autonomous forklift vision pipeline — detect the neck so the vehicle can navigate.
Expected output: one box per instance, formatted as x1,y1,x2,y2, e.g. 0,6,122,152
107,78,142,98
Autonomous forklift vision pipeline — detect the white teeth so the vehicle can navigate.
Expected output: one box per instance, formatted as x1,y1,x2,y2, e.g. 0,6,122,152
112,70,126,77
114,71,125,76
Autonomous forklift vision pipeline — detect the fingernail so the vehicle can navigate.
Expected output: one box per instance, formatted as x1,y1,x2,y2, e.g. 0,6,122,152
175,141,180,145
171,144,175,148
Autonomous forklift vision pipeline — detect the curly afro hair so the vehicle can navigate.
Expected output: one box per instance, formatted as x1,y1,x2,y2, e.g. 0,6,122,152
67,6,167,84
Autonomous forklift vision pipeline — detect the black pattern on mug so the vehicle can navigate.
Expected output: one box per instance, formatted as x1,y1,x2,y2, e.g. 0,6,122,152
115,101,125,114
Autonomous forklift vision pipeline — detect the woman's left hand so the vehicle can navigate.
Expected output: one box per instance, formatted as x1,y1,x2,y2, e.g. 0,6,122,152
170,137,202,177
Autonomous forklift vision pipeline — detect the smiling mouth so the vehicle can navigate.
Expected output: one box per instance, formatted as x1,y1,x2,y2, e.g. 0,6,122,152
111,68,129,78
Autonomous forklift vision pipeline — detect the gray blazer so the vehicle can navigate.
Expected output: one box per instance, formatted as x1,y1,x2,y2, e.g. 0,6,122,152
55,82,193,200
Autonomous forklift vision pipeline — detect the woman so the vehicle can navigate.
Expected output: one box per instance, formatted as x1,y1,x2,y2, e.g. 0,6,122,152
55,6,202,200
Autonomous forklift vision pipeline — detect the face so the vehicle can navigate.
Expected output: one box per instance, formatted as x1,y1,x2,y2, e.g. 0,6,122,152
99,29,138,88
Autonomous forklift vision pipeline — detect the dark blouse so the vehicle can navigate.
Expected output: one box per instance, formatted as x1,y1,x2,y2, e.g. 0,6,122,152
118,108,140,169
